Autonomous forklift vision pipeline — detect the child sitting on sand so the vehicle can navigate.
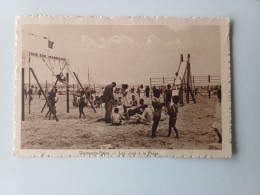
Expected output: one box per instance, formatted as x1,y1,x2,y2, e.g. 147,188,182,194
135,105,153,125
212,89,222,143
168,96,180,138
130,95,138,106
111,108,122,126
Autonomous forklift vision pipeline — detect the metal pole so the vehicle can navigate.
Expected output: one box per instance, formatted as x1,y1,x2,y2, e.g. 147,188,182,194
22,68,25,121
29,68,31,114
46,80,48,93
30,68,59,122
163,77,165,101
66,72,69,113
208,75,211,99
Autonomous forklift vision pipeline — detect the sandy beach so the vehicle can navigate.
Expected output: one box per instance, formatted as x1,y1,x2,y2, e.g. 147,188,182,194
21,93,221,150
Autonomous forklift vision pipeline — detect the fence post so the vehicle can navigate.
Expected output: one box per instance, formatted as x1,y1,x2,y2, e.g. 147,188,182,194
186,62,190,103
150,78,152,99
208,75,211,99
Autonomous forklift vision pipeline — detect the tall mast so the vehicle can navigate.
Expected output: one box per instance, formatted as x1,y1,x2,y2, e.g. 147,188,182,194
88,67,90,88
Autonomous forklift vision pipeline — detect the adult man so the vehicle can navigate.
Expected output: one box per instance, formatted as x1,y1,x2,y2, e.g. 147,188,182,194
103,82,116,123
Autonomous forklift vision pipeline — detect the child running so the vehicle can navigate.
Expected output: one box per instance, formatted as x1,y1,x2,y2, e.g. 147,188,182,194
168,96,180,138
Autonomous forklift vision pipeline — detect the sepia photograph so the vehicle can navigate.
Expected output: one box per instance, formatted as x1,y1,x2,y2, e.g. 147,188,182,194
14,16,231,157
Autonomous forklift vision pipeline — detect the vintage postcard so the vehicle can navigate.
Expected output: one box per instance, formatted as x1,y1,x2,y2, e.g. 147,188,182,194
14,16,231,157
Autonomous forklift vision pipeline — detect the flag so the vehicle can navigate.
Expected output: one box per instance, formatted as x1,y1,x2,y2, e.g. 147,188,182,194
48,40,54,49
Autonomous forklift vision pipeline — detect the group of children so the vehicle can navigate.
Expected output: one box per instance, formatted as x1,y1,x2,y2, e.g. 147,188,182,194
67,83,222,143
110,84,180,139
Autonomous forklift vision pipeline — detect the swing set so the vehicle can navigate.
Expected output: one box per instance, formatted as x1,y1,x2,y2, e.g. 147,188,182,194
150,53,196,106
21,51,97,122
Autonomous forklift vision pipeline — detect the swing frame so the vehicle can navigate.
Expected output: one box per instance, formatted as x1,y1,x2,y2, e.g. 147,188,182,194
21,51,96,122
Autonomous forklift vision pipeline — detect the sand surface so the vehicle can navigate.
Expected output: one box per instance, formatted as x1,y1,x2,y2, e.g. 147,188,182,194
21,94,221,150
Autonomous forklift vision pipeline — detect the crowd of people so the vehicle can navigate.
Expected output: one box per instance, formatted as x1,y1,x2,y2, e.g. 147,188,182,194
24,81,222,142
102,82,180,139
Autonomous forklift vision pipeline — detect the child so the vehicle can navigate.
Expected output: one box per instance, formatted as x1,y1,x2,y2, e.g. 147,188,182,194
168,96,180,138
135,105,153,125
29,86,33,103
140,85,145,99
46,91,58,120
213,89,222,143
151,89,165,138
165,84,172,112
121,84,130,118
78,91,86,118
130,95,138,106
38,89,42,99
111,108,122,126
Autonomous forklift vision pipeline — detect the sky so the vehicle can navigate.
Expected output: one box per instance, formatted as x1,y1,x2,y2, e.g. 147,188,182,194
22,24,221,86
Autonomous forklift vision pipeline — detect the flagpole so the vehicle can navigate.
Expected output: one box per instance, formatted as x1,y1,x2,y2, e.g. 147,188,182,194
88,67,90,88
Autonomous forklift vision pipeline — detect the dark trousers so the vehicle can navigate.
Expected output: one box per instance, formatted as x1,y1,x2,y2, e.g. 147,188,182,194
152,116,161,136
105,99,113,122
168,117,179,137
47,105,56,119
123,105,127,113
128,108,143,117
79,106,85,118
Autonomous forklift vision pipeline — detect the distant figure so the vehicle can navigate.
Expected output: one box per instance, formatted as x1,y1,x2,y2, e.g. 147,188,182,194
145,86,150,98
38,89,42,99
151,89,165,138
168,96,180,138
121,84,130,118
46,90,58,120
152,86,156,97
139,85,144,99
213,89,222,143
111,108,122,126
103,82,116,123
137,86,140,98
78,91,86,118
24,86,27,99
85,87,91,99
131,87,135,93
130,95,138,106
94,96,103,108
165,84,172,112
29,86,33,103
